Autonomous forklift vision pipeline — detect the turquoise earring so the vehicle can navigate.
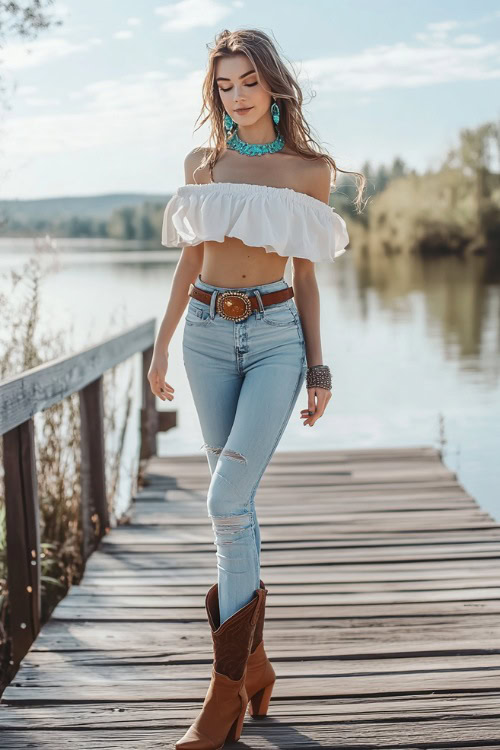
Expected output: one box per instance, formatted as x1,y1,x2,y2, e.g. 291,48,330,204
271,99,280,125
224,112,234,134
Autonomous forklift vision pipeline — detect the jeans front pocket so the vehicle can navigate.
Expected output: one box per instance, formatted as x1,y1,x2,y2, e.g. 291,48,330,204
262,301,298,328
185,299,214,326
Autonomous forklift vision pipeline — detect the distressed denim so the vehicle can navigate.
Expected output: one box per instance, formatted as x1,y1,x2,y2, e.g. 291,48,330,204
182,274,307,624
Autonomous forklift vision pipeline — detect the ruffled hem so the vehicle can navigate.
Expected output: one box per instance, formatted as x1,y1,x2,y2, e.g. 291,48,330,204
161,181,350,262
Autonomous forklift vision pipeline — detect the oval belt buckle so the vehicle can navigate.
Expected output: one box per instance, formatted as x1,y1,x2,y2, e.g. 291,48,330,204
216,290,252,322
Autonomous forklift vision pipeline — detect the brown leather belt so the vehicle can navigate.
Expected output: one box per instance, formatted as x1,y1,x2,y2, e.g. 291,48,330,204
188,283,294,322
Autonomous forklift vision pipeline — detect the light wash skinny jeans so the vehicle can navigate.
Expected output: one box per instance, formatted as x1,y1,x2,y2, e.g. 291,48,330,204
182,274,307,625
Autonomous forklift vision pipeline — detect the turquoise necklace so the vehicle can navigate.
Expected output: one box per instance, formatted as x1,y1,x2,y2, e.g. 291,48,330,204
223,102,285,156
226,127,285,156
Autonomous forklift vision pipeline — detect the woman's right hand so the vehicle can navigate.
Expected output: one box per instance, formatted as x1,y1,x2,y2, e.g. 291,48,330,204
148,350,175,402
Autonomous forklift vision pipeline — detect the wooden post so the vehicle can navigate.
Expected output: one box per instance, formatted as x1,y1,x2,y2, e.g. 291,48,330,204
141,345,157,460
2,418,41,664
79,376,109,562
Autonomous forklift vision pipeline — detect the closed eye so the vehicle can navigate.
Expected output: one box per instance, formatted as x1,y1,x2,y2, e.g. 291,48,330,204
219,82,258,92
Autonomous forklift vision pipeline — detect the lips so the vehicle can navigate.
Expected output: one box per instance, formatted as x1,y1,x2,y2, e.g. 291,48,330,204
234,107,252,113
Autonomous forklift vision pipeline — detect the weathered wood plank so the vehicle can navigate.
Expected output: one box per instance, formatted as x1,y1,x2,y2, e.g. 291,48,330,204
0,320,155,435
1,693,500,727
50,588,500,609
69,579,500,594
46,601,500,620
12,654,500,686
5,667,500,702
28,615,500,651
98,526,500,544
2,723,500,749
131,508,493,525
79,547,500,572
12,639,500,666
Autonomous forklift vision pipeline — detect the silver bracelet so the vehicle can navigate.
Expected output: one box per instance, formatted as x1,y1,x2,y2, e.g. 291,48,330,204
306,364,332,390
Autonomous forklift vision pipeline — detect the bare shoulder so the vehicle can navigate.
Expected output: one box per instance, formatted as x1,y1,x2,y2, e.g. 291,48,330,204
184,146,212,185
300,155,332,205
279,151,332,204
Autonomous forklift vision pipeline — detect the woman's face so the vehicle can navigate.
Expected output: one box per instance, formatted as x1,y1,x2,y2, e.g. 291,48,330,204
215,54,271,126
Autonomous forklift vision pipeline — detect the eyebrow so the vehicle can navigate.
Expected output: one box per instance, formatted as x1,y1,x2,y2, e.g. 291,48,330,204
215,68,256,82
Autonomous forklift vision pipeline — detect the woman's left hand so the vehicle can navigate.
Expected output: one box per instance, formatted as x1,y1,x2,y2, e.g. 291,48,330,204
300,387,332,427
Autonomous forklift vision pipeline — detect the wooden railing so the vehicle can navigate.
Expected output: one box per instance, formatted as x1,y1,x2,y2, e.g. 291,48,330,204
0,319,176,664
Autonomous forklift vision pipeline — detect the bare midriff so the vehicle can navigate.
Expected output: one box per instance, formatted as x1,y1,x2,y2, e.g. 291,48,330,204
200,237,289,288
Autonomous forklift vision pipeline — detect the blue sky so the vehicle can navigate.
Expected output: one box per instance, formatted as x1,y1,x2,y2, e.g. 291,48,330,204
0,0,499,200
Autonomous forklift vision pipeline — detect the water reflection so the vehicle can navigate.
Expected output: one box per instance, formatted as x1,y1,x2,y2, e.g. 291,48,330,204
353,252,500,371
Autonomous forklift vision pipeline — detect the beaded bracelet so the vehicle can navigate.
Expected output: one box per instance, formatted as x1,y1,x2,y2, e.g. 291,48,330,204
306,364,332,390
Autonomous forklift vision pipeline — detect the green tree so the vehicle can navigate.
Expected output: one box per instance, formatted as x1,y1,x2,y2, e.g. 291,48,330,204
442,121,500,241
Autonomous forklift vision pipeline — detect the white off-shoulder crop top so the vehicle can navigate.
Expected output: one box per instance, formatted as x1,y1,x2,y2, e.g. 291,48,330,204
161,181,350,262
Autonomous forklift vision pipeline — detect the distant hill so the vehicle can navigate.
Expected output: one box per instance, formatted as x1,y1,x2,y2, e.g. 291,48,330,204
0,192,170,222
0,192,172,241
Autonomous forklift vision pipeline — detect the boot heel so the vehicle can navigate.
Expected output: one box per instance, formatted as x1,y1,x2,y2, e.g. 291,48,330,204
225,702,246,743
248,680,275,717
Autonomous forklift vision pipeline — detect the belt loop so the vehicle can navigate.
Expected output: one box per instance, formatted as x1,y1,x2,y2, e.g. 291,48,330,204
210,290,217,319
253,289,265,316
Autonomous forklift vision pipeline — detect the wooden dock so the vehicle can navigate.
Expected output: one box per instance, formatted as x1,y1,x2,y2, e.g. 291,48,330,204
2,445,500,748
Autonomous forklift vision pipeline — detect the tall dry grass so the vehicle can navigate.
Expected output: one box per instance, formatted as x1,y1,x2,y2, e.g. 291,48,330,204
0,240,137,692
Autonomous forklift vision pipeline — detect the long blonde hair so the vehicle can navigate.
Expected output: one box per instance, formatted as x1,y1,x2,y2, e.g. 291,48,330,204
192,28,366,213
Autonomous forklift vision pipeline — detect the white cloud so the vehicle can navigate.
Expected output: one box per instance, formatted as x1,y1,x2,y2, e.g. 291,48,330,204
143,70,174,80
302,30,500,93
25,97,62,107
427,20,459,34
127,17,142,27
113,30,134,40
454,34,483,46
154,0,233,31
47,2,71,21
0,36,102,71
2,69,205,157
165,56,190,67
15,85,38,96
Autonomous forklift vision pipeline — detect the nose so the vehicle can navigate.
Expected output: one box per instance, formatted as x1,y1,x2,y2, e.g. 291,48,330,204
232,86,247,104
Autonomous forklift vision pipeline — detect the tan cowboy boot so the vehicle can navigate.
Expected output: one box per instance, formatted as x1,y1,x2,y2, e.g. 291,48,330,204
245,580,276,717
175,583,264,750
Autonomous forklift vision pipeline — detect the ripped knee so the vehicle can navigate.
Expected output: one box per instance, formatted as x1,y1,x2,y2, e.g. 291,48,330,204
201,443,247,464
201,442,222,457
210,511,252,541
221,447,247,464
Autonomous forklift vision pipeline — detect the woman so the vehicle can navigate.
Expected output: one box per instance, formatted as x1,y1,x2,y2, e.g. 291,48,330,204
149,28,365,750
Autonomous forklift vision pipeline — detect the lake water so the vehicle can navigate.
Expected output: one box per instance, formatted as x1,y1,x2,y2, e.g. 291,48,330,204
1,240,499,522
